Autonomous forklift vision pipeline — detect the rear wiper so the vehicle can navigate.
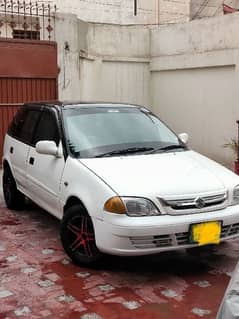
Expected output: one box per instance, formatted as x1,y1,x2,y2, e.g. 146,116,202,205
150,144,185,154
95,147,154,158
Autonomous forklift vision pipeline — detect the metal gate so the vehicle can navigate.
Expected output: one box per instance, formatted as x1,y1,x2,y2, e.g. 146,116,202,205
0,1,58,162
0,76,57,161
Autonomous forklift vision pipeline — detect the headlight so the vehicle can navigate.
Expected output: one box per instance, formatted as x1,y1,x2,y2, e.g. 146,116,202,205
123,197,160,217
104,196,160,217
233,185,239,205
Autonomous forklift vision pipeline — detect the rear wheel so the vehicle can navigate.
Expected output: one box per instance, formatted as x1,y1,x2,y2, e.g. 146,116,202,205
60,205,102,266
3,166,25,210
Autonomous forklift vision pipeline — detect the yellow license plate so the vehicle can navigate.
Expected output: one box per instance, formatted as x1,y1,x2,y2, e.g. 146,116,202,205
190,221,221,246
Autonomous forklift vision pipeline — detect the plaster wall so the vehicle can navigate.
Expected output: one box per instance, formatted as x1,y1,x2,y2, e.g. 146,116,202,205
44,0,192,25
190,0,223,19
55,14,151,105
55,14,83,101
150,13,239,168
160,0,190,24
151,12,239,56
190,0,239,20
55,12,239,168
79,59,150,105
53,0,157,25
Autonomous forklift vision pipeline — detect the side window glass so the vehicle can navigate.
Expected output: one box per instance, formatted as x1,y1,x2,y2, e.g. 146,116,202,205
33,112,60,146
8,108,27,138
19,110,41,145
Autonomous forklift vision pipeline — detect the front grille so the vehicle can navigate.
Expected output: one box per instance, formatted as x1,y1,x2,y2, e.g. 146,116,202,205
163,193,227,210
130,222,239,249
159,192,228,215
130,235,172,249
175,232,188,245
221,223,239,238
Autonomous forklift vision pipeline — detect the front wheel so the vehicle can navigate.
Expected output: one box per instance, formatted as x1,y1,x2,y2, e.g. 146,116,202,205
3,166,25,210
60,205,102,266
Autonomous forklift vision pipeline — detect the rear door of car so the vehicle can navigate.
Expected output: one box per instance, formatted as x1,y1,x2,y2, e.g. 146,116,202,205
6,107,41,194
26,108,66,217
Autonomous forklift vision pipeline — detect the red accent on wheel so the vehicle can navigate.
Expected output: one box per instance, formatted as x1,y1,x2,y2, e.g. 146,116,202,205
67,216,95,257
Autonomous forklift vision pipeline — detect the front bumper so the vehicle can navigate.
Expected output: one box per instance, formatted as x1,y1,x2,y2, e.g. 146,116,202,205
93,205,239,256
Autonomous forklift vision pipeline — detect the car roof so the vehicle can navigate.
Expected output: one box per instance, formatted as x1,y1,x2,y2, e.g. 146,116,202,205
23,101,141,109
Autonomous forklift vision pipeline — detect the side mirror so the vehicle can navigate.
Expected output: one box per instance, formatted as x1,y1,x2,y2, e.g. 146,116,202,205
36,141,63,158
178,133,189,145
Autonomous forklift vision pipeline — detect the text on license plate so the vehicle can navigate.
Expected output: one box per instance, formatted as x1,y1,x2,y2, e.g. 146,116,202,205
190,221,221,246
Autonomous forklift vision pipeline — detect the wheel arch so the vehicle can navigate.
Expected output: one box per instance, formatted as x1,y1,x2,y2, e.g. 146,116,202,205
63,196,89,216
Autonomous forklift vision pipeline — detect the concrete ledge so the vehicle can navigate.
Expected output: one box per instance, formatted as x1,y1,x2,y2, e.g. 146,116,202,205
102,56,150,63
150,49,237,72
79,52,150,63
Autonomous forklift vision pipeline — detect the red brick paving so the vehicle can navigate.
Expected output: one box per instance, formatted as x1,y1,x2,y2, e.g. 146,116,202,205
0,198,238,319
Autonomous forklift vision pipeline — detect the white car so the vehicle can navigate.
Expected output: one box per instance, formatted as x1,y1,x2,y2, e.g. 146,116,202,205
2,102,239,266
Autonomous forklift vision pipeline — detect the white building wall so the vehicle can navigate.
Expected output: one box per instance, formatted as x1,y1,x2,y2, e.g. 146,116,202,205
55,14,151,106
80,60,150,104
55,14,83,101
150,13,239,168
160,0,190,24
54,0,157,25
190,0,239,20
55,12,239,168
47,0,237,25
46,0,192,25
81,22,151,105
190,0,223,19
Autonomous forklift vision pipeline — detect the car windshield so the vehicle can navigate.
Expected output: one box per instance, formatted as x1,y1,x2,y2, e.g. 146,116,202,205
62,105,185,158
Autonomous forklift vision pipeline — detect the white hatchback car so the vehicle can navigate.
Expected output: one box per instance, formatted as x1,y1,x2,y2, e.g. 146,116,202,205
2,102,239,266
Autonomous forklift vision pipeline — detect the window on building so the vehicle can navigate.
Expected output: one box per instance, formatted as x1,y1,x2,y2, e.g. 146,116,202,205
12,30,40,40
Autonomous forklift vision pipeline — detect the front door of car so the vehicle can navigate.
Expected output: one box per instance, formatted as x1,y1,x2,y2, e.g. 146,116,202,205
26,110,65,217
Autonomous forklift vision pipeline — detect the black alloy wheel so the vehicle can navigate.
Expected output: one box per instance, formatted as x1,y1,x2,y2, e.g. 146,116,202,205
60,205,102,266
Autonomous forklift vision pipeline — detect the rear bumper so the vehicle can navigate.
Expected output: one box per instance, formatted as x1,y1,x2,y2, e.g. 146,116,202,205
93,205,239,256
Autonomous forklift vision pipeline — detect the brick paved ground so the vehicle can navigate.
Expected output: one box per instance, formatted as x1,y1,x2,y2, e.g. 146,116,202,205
0,171,238,319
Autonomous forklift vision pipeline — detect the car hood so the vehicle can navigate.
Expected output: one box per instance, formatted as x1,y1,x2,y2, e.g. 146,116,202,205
80,150,239,197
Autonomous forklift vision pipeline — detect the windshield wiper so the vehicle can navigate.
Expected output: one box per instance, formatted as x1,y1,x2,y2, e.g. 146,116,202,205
95,147,154,158
150,144,186,154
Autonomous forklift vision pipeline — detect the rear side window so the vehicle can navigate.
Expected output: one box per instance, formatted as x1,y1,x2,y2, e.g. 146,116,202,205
8,108,27,138
19,110,41,145
8,108,41,145
33,111,60,146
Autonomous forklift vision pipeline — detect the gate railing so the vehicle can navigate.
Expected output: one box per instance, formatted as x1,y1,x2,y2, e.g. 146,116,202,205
0,0,57,40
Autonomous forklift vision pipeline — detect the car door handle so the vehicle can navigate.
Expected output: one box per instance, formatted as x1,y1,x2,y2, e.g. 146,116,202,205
10,147,14,154
29,157,35,165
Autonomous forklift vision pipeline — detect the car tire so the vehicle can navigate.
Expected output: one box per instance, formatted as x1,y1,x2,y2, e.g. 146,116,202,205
60,205,103,266
3,166,25,210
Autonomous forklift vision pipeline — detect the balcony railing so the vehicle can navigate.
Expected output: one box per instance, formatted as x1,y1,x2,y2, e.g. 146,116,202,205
0,0,57,41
